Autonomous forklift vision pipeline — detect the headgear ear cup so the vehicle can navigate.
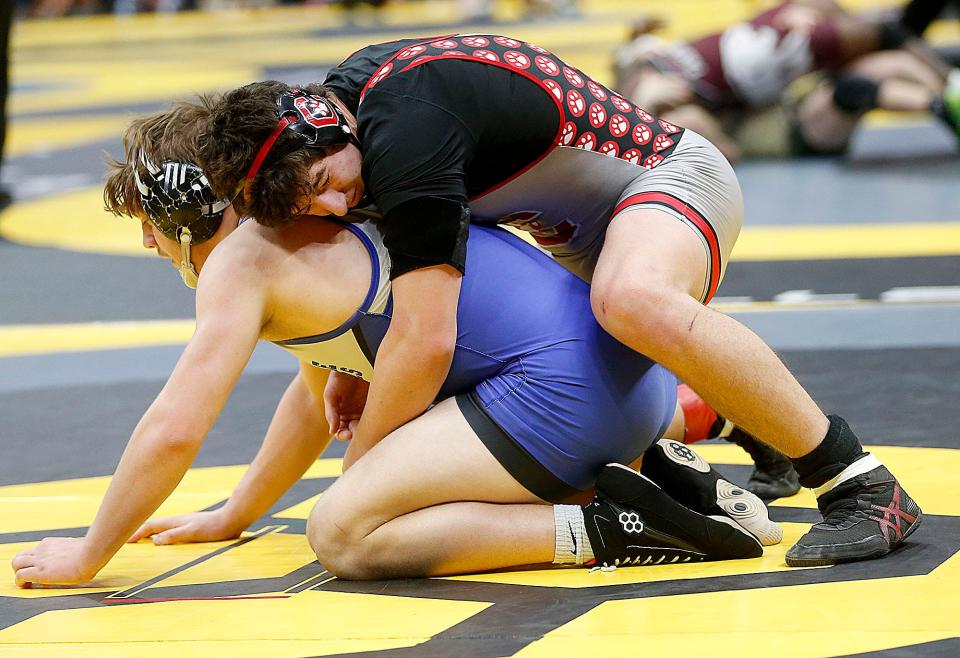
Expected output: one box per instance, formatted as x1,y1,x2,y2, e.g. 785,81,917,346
135,151,230,243
277,89,356,147
243,89,359,204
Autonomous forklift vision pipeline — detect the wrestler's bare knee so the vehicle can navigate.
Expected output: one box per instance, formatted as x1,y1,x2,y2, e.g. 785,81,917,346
306,497,377,580
590,277,691,357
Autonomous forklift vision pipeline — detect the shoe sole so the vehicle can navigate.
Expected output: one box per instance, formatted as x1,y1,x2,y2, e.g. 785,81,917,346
715,479,783,546
599,464,763,560
654,440,783,546
784,512,924,567
657,438,711,473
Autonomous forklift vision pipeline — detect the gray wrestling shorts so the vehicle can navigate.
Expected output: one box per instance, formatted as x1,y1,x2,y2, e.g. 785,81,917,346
611,129,744,302
471,128,743,303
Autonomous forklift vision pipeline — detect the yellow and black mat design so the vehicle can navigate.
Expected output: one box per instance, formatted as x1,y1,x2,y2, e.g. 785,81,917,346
2,446,959,655
1,0,959,655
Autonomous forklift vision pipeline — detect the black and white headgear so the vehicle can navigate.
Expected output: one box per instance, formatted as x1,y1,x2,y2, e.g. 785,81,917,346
134,150,230,244
134,151,232,289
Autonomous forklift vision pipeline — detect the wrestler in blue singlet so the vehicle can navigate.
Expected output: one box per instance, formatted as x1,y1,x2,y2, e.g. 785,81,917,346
276,219,677,502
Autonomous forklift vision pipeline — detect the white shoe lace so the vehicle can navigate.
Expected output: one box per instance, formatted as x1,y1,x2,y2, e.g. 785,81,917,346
589,553,697,572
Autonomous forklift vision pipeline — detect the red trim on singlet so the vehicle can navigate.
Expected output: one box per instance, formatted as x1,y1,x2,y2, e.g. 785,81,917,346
357,37,566,202
358,34,458,100
613,191,722,304
390,52,566,201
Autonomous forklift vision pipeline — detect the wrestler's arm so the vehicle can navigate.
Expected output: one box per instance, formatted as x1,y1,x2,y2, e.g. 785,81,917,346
128,362,333,545
11,256,266,587
341,90,470,468
344,264,461,468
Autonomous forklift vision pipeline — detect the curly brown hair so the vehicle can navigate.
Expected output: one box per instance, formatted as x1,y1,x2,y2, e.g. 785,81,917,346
103,96,219,219
199,81,335,227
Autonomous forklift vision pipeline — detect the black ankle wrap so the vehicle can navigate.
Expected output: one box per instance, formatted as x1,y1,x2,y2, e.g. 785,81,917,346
879,20,911,50
791,415,865,489
832,75,879,114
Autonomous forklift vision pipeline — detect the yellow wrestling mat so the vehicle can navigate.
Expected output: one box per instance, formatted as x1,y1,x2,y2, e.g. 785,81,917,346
2,0,959,656
1,445,958,656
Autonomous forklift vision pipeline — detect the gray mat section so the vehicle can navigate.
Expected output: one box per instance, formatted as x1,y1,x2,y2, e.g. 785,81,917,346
0,342,296,394
850,121,959,161
0,241,195,323
0,302,954,394
1,346,955,487
780,347,960,448
0,138,122,203
736,153,960,226
719,256,960,301
729,303,960,349
0,370,345,487
842,637,960,658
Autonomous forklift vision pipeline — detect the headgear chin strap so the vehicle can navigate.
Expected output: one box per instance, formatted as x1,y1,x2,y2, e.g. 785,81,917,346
178,228,200,289
134,151,230,289
242,89,357,205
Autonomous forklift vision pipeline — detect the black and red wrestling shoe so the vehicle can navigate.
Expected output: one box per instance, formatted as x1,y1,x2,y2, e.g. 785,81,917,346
786,456,922,567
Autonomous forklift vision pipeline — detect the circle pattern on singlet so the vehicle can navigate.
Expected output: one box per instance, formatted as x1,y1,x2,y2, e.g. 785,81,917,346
566,90,586,117
461,36,489,47
359,35,685,170
504,50,531,69
535,55,560,76
396,45,426,60
599,140,620,158
587,80,608,101
543,79,563,101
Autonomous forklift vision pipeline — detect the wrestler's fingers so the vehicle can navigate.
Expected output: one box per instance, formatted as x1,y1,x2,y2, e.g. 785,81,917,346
326,408,341,435
14,566,42,588
151,526,192,545
10,552,36,571
129,520,161,543
129,517,178,543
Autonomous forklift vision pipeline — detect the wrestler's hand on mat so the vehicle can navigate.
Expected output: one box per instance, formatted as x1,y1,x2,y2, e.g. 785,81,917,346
127,510,242,545
324,371,369,441
11,537,99,588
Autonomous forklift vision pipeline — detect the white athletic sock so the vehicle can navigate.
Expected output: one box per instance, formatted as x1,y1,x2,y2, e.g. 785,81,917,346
553,505,595,565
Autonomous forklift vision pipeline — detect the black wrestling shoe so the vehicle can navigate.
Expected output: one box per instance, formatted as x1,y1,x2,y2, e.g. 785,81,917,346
583,465,762,569
785,458,922,567
727,428,801,501
641,439,782,546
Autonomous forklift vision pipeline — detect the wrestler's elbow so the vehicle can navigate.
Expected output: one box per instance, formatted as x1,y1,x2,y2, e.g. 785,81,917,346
138,407,207,454
390,304,458,358
146,424,205,455
423,320,458,356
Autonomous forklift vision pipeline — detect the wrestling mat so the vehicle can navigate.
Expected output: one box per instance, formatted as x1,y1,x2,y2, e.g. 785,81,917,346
1,0,958,655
